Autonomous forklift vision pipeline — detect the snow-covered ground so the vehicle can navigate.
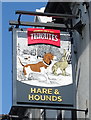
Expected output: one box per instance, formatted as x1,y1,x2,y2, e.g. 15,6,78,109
17,55,72,87
21,64,72,87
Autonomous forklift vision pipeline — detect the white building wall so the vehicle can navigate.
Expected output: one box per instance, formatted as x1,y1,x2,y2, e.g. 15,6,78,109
35,7,52,23
72,3,89,118
89,2,91,119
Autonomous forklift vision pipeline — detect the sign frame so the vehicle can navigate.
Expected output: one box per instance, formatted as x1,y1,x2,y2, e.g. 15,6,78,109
12,28,74,108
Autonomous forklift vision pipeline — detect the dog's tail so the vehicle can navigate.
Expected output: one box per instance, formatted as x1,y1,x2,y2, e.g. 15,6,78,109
18,57,24,66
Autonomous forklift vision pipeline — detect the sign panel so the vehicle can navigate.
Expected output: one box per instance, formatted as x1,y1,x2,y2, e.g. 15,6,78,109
13,28,73,107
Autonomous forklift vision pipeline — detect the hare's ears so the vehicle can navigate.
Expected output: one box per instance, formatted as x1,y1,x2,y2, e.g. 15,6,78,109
63,49,66,55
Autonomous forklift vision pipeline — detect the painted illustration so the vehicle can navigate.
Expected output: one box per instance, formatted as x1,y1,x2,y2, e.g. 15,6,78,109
17,29,72,87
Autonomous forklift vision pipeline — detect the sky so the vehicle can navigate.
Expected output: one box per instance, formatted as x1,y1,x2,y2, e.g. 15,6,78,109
1,1,47,114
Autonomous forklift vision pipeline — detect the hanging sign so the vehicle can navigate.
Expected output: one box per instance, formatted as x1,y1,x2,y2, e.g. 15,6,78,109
12,28,73,108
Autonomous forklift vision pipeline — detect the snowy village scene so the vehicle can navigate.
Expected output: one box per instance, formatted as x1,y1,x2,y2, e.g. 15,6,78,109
16,29,72,87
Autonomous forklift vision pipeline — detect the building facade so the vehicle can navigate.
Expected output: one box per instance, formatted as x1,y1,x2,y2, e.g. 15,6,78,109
71,2,90,119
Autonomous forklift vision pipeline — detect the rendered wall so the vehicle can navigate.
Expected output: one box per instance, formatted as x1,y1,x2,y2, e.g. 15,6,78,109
71,2,89,118
89,2,91,119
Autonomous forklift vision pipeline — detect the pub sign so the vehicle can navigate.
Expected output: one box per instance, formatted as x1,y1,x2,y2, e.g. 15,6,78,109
12,28,73,107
